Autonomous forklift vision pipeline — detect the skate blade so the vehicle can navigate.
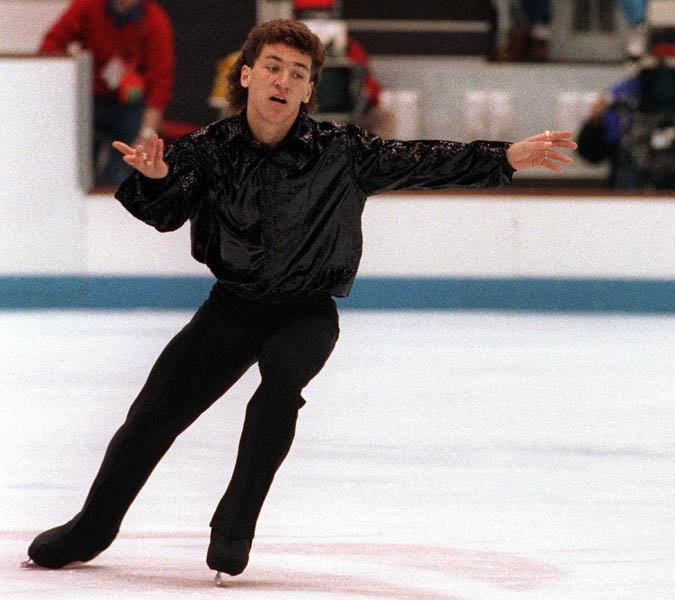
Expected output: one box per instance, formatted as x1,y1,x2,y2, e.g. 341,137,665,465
214,571,228,587
21,559,39,569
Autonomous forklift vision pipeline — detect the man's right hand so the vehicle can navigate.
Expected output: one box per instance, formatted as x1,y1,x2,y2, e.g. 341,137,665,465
112,134,169,179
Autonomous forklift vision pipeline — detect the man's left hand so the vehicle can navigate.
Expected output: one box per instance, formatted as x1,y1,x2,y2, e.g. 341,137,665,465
506,130,577,172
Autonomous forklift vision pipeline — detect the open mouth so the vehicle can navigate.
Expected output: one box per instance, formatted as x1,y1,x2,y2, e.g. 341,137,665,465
270,96,287,104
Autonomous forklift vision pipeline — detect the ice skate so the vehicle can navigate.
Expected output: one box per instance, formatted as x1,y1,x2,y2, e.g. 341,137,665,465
27,516,116,569
20,558,39,569
19,557,65,570
206,528,252,578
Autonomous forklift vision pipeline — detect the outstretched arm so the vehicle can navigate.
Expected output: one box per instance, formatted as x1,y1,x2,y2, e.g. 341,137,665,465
506,130,577,172
349,126,578,196
112,134,169,179
112,133,206,232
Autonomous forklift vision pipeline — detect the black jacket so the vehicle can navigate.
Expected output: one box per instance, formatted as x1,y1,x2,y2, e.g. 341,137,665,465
115,113,514,300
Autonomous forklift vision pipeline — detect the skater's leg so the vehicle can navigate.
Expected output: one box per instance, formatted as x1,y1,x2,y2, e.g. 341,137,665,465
28,299,257,568
208,299,339,574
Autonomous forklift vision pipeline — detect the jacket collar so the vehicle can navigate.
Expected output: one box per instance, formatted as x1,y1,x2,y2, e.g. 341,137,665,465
225,112,314,154
106,1,144,28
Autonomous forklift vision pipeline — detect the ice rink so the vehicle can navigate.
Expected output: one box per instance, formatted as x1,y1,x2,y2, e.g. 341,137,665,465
1,309,673,599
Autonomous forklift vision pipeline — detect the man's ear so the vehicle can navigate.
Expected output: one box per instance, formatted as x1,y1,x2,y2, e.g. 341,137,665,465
240,65,251,89
302,81,314,104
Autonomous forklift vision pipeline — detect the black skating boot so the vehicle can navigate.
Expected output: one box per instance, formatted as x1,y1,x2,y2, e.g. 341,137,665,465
206,527,252,578
26,514,117,569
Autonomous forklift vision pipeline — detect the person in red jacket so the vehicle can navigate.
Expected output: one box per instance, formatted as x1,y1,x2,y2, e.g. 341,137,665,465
40,0,174,186
346,36,396,139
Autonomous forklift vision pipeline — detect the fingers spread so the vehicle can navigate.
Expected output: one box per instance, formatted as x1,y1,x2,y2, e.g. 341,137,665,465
146,134,158,164
134,145,147,165
524,133,548,143
112,141,134,155
147,136,165,167
542,159,563,172
528,130,575,143
156,138,164,163
532,140,554,151
546,150,573,164
550,130,574,139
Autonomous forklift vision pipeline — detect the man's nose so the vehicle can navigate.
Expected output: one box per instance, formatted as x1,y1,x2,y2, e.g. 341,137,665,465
274,70,290,89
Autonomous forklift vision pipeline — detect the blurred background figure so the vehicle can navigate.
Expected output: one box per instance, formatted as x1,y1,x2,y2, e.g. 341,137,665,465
39,0,174,187
492,1,652,62
616,0,650,58
209,50,242,114
577,38,674,189
521,0,552,61
292,0,397,137
344,36,396,139
293,0,339,20
493,0,551,61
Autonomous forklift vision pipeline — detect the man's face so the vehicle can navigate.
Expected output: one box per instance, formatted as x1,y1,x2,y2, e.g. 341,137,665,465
241,43,314,129
111,0,141,14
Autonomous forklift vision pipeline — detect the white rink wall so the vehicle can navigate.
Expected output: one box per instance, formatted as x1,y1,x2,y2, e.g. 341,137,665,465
77,192,675,280
0,0,70,53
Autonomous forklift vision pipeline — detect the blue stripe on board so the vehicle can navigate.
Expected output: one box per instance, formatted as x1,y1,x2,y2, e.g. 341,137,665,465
0,275,673,313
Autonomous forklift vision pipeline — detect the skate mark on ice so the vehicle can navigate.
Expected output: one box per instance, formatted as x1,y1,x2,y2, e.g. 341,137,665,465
7,531,563,597
257,542,565,592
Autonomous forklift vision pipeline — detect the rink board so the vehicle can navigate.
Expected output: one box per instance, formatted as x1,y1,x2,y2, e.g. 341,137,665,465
0,275,673,313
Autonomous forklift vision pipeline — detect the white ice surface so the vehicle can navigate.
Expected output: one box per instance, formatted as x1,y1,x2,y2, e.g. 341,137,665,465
1,310,673,599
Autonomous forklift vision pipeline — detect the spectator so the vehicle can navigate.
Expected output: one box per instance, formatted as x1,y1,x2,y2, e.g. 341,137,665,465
578,76,643,188
494,0,551,61
39,0,174,187
291,0,395,135
346,36,396,139
616,0,649,58
522,0,552,60
577,42,674,189
293,0,338,20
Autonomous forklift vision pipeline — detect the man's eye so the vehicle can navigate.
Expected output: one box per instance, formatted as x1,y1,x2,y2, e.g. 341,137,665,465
293,72,304,80
266,65,278,72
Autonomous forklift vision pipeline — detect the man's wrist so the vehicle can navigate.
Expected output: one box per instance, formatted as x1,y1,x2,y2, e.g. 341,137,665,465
140,127,158,140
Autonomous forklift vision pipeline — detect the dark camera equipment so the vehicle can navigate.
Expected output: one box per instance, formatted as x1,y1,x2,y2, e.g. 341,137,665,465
638,64,675,113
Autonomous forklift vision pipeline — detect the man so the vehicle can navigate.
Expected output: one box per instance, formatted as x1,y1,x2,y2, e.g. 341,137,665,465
39,0,174,186
26,19,575,581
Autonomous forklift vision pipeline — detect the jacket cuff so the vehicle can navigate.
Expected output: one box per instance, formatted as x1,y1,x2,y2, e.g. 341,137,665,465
502,143,516,177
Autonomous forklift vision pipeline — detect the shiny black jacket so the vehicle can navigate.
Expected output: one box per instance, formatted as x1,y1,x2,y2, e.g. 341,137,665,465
115,113,514,300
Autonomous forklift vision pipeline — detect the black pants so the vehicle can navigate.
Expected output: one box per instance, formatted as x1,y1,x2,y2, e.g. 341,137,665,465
70,284,339,545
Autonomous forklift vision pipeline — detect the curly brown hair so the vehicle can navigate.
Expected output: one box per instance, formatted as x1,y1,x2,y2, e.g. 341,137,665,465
225,19,326,116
